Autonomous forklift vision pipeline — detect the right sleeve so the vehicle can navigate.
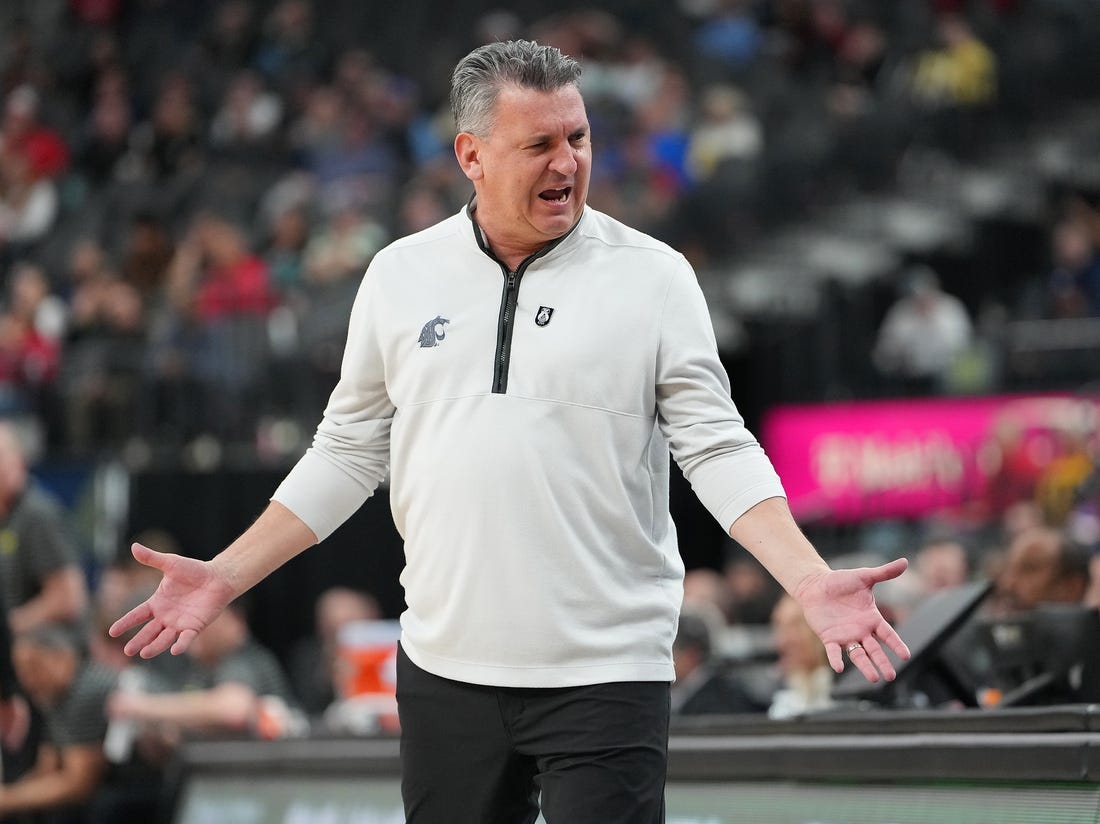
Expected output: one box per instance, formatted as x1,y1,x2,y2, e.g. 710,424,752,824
272,263,394,541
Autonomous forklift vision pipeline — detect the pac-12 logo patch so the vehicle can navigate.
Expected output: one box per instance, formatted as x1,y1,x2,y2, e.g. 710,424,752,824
418,315,450,347
535,306,554,327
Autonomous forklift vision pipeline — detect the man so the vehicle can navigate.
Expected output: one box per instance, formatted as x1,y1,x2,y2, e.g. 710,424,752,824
107,599,297,739
0,421,88,788
96,600,299,823
871,265,973,394
287,586,383,717
767,594,837,720
671,610,761,715
0,422,88,637
0,624,115,823
993,525,1091,615
112,40,909,823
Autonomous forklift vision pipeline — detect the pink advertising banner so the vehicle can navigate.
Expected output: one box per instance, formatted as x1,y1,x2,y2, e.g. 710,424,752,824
761,393,1099,523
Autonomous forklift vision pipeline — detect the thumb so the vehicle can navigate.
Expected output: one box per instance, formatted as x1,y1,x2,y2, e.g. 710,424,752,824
862,557,909,585
130,541,172,571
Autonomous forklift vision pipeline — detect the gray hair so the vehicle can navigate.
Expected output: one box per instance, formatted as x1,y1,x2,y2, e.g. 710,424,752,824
450,39,582,137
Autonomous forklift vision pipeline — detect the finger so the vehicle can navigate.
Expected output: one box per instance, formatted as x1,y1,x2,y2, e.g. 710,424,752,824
123,619,164,657
140,626,179,659
109,601,152,638
825,642,845,674
861,636,897,682
861,557,909,585
848,644,881,683
875,619,912,661
171,628,199,656
130,542,173,571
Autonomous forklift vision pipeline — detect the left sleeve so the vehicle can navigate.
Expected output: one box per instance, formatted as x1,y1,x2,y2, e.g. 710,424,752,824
655,259,786,532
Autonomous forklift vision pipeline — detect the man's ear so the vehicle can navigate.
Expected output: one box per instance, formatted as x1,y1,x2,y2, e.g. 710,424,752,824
454,132,483,181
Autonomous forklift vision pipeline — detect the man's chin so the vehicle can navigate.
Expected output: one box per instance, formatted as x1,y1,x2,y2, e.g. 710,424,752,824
536,210,581,239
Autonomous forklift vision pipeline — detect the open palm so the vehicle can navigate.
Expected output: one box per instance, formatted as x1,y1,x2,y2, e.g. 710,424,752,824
109,543,236,658
795,558,911,683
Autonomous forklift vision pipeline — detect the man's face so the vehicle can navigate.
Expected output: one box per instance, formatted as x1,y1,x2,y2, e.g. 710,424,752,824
457,83,591,259
998,532,1062,612
12,641,77,708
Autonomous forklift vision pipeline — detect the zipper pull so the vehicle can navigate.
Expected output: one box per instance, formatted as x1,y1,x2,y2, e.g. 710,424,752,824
507,270,517,289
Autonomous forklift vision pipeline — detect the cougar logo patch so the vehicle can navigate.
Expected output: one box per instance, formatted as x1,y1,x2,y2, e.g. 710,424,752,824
418,315,450,347
535,306,554,327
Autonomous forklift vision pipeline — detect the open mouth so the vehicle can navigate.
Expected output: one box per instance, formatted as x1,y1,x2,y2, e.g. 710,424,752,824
539,187,572,204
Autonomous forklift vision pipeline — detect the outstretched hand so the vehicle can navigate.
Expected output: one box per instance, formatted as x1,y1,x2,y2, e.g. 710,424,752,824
108,543,237,658
794,557,911,683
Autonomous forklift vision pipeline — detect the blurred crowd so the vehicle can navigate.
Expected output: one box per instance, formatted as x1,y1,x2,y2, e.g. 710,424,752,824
0,0,1099,820
0,0,1094,458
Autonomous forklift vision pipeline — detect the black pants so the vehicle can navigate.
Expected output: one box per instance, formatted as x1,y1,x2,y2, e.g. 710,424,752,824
396,645,670,824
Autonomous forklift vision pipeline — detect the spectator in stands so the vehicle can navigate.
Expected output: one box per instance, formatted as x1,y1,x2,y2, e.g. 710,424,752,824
991,526,1091,615
260,204,311,296
58,242,146,452
186,0,260,110
1,623,115,823
0,85,69,184
302,203,387,286
254,0,328,100
395,181,453,238
671,609,761,715
126,72,205,183
0,421,87,638
690,0,763,77
682,567,735,626
287,585,382,718
914,537,971,593
106,599,299,743
119,210,174,301
1046,216,1100,319
767,594,836,719
89,529,181,675
0,145,59,257
911,13,997,109
1034,420,1096,529
724,552,782,625
0,263,63,413
686,83,763,185
148,210,276,440
85,530,195,823
908,12,997,157
0,420,87,789
74,69,135,187
0,262,66,435
208,69,284,157
872,264,973,394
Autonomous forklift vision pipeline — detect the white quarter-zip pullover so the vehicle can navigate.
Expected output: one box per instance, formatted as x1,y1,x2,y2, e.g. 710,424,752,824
273,205,785,687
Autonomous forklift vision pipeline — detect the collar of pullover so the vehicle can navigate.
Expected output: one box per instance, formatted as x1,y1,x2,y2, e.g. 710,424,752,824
465,194,585,271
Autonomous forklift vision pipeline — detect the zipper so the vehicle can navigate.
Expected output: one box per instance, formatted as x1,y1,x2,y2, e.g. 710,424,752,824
492,266,522,393
467,200,580,394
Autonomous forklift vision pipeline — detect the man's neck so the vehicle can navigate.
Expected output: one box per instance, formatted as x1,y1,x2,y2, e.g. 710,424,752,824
470,206,577,272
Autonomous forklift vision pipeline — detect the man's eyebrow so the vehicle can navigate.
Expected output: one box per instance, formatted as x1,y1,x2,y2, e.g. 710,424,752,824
523,125,590,143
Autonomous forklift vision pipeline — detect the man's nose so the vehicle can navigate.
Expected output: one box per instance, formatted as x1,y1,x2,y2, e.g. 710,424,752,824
549,145,578,175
